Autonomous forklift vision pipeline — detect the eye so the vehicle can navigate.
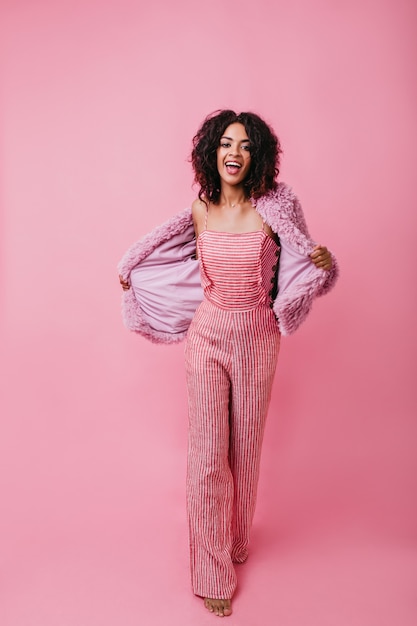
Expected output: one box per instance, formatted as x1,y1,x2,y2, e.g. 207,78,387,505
220,142,231,148
242,145,251,151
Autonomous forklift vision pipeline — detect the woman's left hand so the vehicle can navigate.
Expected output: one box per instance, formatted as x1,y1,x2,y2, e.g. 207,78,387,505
310,245,332,270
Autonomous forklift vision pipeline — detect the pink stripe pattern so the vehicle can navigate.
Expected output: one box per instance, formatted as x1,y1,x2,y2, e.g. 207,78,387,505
185,229,281,599
198,229,279,311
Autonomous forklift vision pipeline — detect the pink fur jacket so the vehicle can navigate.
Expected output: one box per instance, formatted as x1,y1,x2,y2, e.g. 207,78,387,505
117,182,338,344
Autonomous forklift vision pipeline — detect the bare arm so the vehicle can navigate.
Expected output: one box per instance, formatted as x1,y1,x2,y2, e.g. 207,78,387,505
191,198,207,259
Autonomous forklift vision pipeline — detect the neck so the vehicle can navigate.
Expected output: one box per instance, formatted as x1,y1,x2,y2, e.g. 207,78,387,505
219,185,247,208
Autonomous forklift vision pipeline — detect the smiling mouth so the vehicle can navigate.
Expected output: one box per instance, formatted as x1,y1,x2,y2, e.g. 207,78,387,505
225,161,242,174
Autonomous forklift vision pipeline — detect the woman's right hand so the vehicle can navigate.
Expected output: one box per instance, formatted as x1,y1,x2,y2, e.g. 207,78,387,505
119,275,130,291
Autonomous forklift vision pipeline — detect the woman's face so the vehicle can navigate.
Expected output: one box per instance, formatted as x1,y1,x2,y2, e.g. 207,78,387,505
216,123,251,186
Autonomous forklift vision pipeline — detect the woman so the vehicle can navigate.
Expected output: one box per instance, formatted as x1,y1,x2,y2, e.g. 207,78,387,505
118,110,337,617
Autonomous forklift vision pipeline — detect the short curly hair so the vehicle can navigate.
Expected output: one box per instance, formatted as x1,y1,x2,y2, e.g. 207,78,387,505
191,109,282,204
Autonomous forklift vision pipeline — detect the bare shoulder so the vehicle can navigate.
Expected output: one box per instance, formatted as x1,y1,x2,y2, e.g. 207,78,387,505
191,197,206,217
191,197,207,237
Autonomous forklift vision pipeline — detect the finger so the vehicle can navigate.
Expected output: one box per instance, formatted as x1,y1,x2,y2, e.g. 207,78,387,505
312,249,330,260
310,248,323,259
311,256,332,270
311,253,326,263
318,258,332,269
119,275,130,287
310,244,328,256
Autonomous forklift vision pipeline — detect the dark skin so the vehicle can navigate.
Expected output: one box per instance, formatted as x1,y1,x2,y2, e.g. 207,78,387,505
119,123,332,618
119,243,331,290
119,228,330,294
120,125,332,292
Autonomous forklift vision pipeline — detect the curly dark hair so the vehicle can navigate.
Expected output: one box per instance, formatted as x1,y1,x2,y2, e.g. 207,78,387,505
191,109,282,204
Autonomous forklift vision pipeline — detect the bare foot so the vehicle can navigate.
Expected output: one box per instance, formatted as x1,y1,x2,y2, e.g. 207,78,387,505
204,598,232,617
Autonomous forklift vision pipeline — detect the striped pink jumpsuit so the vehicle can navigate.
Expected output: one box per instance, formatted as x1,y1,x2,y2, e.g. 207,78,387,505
185,213,281,599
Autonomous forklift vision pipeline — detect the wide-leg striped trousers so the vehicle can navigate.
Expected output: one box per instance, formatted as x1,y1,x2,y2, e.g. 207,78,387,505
185,298,281,599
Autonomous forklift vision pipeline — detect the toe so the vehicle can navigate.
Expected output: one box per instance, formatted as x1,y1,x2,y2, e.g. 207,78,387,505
204,597,232,617
223,600,232,616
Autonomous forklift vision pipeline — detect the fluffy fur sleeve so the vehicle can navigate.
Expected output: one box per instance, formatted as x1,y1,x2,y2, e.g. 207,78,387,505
117,208,193,278
256,182,339,297
256,182,339,335
117,184,339,342
117,208,197,344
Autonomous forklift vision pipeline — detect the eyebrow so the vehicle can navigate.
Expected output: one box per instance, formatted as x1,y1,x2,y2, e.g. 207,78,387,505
220,135,250,143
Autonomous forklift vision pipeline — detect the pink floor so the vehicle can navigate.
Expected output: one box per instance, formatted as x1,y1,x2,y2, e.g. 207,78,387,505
2,1,417,624
1,334,416,626
1,442,416,626
2,506,416,626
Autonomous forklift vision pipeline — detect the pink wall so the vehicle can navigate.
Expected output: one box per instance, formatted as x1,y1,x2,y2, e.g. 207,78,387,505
1,0,416,624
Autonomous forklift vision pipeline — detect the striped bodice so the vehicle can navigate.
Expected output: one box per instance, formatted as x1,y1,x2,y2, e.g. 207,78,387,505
197,229,280,311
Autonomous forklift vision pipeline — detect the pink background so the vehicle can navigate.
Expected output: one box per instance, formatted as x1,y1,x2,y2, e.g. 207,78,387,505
1,0,416,624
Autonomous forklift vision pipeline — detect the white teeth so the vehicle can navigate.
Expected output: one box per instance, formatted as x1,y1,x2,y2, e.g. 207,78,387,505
226,161,241,167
